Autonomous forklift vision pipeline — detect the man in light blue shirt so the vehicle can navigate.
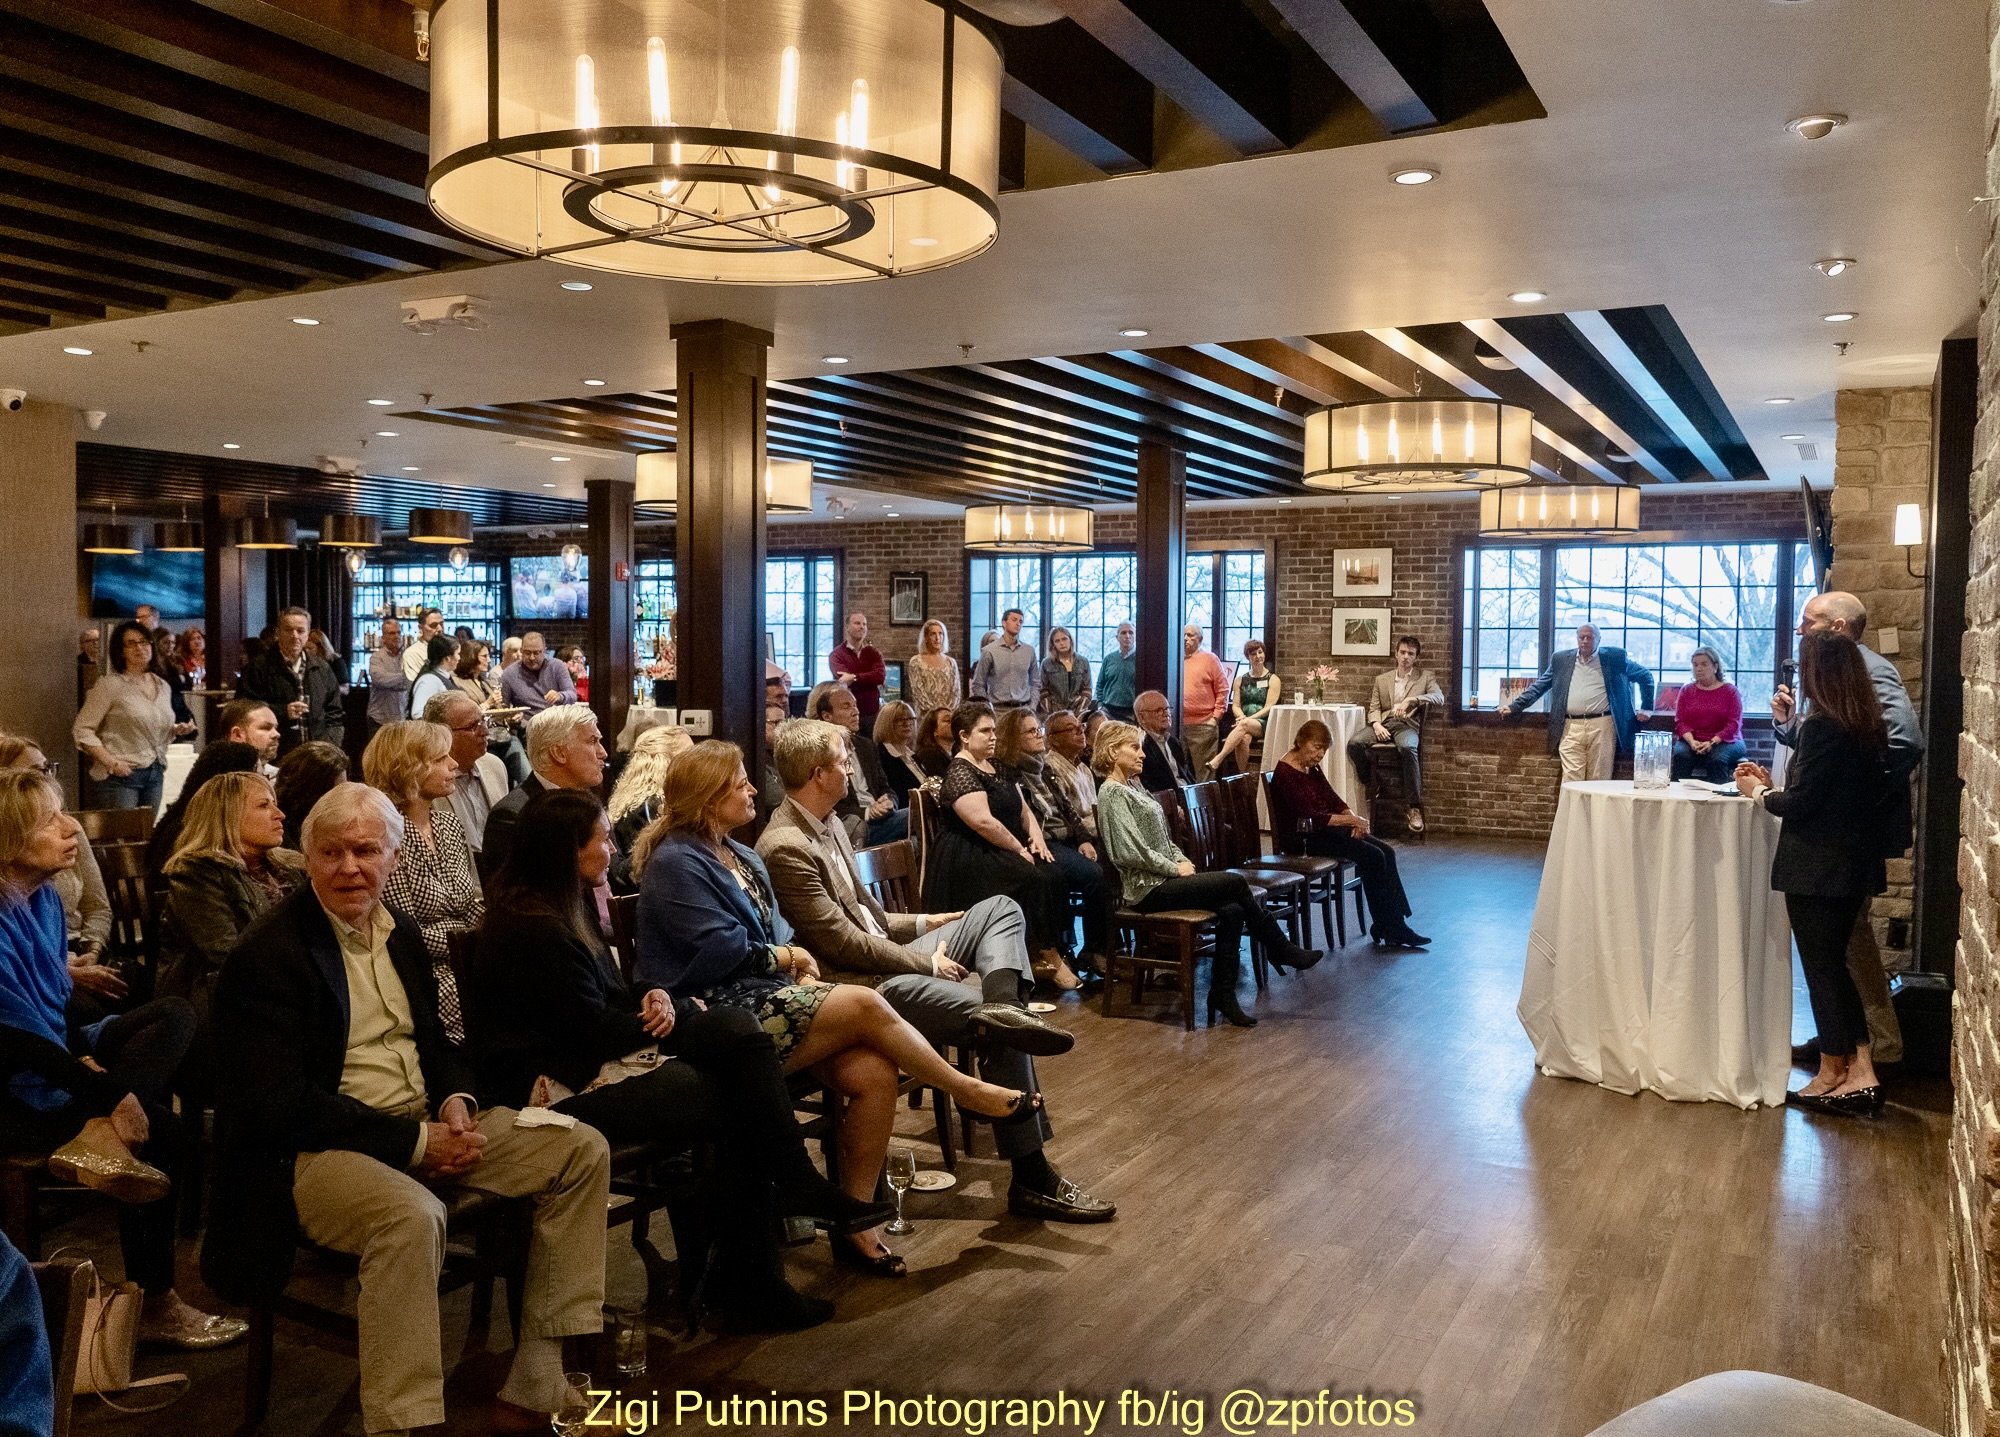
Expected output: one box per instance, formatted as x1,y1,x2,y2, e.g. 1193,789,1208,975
971,609,1041,708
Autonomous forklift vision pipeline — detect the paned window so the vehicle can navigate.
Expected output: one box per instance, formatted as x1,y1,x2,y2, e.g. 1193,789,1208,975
767,553,840,688
635,558,676,667
350,561,505,684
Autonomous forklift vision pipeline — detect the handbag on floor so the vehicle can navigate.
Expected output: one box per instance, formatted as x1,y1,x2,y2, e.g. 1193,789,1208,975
65,1257,187,1411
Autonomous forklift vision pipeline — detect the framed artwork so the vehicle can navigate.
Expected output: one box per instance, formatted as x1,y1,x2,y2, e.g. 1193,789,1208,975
1330,607,1394,656
1332,547,1393,598
889,571,928,626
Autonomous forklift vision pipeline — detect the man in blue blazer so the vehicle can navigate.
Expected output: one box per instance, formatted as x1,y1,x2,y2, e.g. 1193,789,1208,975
1505,623,1655,782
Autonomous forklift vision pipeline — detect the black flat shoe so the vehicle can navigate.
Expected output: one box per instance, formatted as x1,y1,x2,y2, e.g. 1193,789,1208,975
966,1090,1045,1126
1399,928,1431,946
1277,945,1324,973
831,1236,908,1279
1206,995,1257,1028
1807,1086,1884,1118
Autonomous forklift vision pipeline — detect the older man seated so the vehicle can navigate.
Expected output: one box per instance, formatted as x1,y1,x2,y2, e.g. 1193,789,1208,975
757,719,1114,1223
483,704,606,878
204,783,610,1437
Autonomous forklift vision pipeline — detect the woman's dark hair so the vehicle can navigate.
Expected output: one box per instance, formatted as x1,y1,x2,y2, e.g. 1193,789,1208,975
106,620,153,675
994,706,1040,768
914,706,954,771
487,788,608,950
950,700,996,742
148,627,182,683
146,740,262,875
426,633,458,670
455,637,488,680
1797,632,1887,756
1293,718,1334,749
274,741,350,850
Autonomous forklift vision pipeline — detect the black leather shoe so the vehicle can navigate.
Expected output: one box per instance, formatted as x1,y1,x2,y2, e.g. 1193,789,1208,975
967,1002,1075,1056
1007,1175,1117,1224
1806,1086,1884,1118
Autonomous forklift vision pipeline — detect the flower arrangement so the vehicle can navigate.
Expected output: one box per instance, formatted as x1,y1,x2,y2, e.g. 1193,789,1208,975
1307,664,1340,702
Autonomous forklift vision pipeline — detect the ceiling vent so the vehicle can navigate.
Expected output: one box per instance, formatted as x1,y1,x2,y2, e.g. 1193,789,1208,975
401,294,488,336
1793,441,1820,462
317,455,362,476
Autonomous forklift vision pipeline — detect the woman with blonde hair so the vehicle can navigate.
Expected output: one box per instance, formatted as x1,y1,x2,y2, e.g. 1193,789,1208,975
904,619,961,716
608,723,693,862
1038,627,1091,719
159,771,304,1025
870,701,924,803
363,720,481,1043
633,741,1043,1277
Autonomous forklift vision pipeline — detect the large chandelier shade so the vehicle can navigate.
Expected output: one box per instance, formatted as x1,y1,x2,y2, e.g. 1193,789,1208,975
1303,397,1538,492
1478,484,1642,536
426,0,1004,284
633,453,814,512
963,504,1093,552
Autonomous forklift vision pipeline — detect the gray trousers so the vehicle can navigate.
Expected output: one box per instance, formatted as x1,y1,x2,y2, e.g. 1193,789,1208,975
872,896,1049,1157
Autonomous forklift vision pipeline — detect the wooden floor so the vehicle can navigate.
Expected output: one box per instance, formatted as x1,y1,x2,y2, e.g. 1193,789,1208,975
78,838,1950,1437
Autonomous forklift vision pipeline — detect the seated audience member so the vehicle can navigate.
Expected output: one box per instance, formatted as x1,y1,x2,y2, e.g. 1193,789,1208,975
273,741,349,852
1346,635,1444,834
759,720,1112,1223
922,703,1078,991
459,639,530,786
498,631,578,715
1133,690,1197,789
423,691,509,856
606,725,693,883
631,742,1044,1277
145,740,262,878
204,783,609,1433
218,697,281,771
407,634,461,719
1672,646,1746,782
0,769,244,1350
807,682,907,847
913,706,956,780
483,704,607,879
0,737,112,979
74,620,180,812
159,771,304,1029
1211,640,1280,777
0,1229,52,1437
499,634,523,670
1094,723,1320,1028
363,721,483,1044
871,701,925,804
1271,719,1427,950
475,788,889,1330
1043,711,1099,840
995,708,1112,977
759,700,789,820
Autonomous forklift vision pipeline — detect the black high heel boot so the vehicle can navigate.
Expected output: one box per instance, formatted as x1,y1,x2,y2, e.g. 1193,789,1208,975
1206,949,1257,1027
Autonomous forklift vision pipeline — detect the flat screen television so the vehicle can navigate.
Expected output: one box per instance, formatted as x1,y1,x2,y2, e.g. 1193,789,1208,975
89,551,205,620
510,553,588,620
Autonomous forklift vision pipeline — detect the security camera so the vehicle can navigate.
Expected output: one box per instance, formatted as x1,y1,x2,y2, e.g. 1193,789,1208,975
82,410,106,431
0,389,23,412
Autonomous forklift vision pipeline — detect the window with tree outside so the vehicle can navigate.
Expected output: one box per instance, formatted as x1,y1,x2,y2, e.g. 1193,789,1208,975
968,549,1267,669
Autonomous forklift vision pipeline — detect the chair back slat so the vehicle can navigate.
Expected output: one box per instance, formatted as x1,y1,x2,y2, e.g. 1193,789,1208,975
1180,782,1231,873
1149,786,1196,857
74,809,153,845
92,841,152,972
908,788,938,896
853,841,917,915
1260,770,1310,856
608,893,641,982
1218,772,1268,858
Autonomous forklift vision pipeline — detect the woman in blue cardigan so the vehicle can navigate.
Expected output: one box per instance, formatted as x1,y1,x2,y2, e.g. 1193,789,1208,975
632,740,1041,1276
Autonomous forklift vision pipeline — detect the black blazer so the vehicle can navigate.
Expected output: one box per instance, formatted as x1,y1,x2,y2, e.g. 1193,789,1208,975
1139,731,1194,791
479,773,551,880
852,733,902,810
235,648,344,754
202,886,476,1304
1765,713,1890,900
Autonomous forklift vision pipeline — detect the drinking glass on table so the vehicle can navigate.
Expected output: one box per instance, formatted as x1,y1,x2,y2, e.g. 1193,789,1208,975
885,1145,917,1235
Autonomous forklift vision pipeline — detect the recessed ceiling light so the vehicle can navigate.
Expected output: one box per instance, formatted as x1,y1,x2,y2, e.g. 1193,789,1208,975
909,236,939,247
1765,396,1795,405
549,455,572,462
374,430,399,437
1779,433,1806,442
367,397,394,406
886,511,901,518
543,482,559,488
222,442,241,449
1813,257,1856,277
1391,166,1438,185
62,346,93,356
559,280,593,292
1118,328,1149,338
1279,498,1294,505
401,465,421,471
582,378,607,386
1786,113,1847,141
289,315,320,325
1822,311,1857,323
1508,290,1547,304
822,354,850,364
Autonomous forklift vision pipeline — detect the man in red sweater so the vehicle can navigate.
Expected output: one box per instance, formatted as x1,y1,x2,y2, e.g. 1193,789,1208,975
829,611,886,726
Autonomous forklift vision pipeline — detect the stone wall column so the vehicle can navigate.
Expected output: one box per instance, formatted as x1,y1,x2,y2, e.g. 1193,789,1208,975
0,403,78,800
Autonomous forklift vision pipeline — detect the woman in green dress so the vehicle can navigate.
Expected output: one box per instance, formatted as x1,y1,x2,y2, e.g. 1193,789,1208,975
1212,639,1280,775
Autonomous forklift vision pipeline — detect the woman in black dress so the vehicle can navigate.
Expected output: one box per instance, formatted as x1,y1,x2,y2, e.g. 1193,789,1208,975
1734,631,1891,1116
921,702,1076,987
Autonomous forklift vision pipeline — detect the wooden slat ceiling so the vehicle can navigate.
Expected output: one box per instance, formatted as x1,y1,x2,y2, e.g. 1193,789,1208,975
0,0,1540,335
413,305,1764,509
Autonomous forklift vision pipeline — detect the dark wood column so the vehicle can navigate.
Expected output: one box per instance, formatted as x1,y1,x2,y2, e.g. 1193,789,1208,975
202,489,265,692
1134,437,1187,723
586,477,635,750
671,319,773,760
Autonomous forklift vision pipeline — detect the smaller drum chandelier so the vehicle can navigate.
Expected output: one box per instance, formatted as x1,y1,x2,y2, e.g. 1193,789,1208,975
1303,396,1537,493
633,453,813,513
1478,484,1641,536
962,504,1093,552
425,0,1004,284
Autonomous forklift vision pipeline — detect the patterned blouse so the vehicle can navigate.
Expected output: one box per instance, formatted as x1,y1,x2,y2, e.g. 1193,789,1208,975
382,803,483,1043
904,655,962,716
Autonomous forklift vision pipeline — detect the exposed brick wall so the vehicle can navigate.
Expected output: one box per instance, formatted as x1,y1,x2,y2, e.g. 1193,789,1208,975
1948,5,2000,1427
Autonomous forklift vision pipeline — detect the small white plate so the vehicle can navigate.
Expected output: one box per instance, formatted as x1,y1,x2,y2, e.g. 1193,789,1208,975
909,1170,957,1192
1026,1001,1058,1014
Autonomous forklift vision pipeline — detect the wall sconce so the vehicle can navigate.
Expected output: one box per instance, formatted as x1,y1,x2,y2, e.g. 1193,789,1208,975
1894,503,1925,578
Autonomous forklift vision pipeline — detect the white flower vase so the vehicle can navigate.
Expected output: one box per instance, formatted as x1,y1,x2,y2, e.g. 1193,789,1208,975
1633,730,1672,790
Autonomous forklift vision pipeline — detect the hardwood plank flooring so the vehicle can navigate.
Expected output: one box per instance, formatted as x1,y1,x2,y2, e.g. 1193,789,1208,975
75,838,1949,1437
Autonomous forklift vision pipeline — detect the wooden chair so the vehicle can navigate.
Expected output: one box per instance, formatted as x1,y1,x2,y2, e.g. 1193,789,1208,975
90,841,154,982
1360,702,1435,838
33,1255,88,1437
1160,784,1296,988
1259,770,1367,943
608,892,641,983
1219,771,1342,948
1095,827,1217,1031
73,808,152,845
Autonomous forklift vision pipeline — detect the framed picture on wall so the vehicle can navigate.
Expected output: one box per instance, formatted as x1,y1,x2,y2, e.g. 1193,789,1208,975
1330,607,1394,656
1332,548,1393,598
890,571,928,626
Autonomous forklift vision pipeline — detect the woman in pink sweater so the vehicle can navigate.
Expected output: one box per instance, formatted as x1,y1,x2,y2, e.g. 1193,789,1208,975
1671,646,1745,781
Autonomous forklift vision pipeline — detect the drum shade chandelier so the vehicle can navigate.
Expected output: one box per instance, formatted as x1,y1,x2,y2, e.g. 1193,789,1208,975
318,514,384,548
408,507,475,545
633,453,814,512
425,0,1004,284
82,505,143,555
1303,397,1538,493
1477,484,1641,536
152,509,203,553
235,499,299,551
962,504,1093,552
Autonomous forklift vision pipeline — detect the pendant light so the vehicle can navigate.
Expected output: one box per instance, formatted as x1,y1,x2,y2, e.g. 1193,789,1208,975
235,497,299,550
344,550,367,577
1477,484,1642,536
152,507,203,553
1304,382,1537,493
82,504,143,556
633,453,813,512
408,507,474,545
962,504,1094,552
449,546,471,571
319,514,383,549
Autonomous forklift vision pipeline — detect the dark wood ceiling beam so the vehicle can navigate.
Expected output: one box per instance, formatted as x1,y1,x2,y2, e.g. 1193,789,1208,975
765,429,1113,507
764,397,1128,492
802,372,1139,468
1598,306,1761,481
1301,330,1459,398
0,301,49,327
0,282,102,319
1049,0,1299,154
1201,339,1378,405
0,258,166,310
1262,0,1440,134
187,0,432,87
10,0,430,145
1492,313,1703,482
0,229,237,299
995,17,1154,173
1041,351,1303,447
0,202,296,289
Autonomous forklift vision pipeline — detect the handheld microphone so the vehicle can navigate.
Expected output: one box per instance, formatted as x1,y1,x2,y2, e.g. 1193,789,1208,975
1779,659,1797,688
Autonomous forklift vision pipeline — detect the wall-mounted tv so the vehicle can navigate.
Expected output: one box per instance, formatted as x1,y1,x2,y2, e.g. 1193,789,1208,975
510,553,588,620
90,551,205,621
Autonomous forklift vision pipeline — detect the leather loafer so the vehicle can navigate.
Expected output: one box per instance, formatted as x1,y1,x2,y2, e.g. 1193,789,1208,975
1007,1176,1116,1224
967,1003,1075,1056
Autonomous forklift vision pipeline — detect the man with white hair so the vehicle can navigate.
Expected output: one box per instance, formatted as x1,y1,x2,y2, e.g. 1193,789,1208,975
422,691,509,852
480,704,606,879
1506,622,1655,782
205,783,610,1436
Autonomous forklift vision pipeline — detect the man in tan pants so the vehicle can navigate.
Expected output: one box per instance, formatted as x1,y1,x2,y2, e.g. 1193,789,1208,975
208,783,609,1436
1506,623,1655,782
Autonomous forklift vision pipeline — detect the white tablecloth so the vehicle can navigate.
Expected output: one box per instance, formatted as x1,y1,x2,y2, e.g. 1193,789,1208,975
1517,780,1792,1109
1257,703,1369,822
157,746,197,815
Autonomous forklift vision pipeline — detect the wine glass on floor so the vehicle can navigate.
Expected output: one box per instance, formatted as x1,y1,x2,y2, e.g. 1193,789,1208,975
553,1372,593,1436
885,1145,916,1235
